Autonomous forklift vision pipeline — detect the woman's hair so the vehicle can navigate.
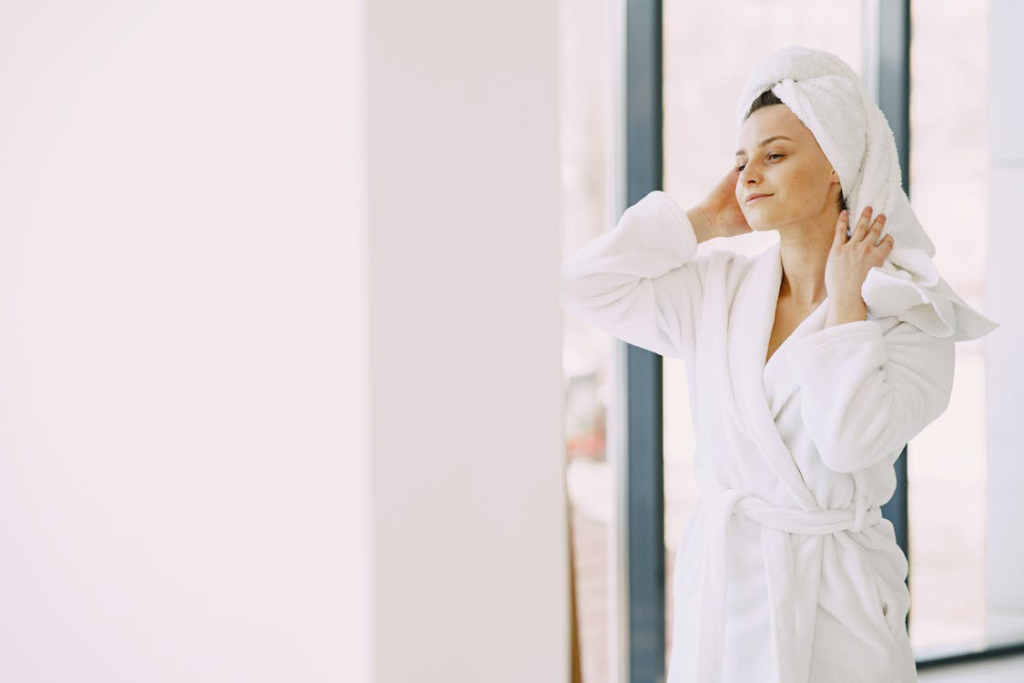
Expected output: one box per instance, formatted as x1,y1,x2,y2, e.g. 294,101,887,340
744,89,848,213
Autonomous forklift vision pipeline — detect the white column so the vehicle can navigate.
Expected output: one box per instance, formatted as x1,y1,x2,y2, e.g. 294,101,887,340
0,1,568,681
364,2,569,681
985,0,1024,610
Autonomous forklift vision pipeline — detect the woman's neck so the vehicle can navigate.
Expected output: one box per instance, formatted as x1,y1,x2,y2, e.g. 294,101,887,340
776,214,835,307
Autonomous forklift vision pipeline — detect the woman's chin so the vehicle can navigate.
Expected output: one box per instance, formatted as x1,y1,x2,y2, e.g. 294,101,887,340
744,211,782,232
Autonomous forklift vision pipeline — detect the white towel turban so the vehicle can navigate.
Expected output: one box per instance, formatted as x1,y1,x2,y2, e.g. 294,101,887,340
735,45,998,343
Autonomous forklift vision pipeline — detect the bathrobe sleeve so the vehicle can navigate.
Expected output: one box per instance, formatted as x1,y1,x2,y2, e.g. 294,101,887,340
784,318,956,473
559,190,709,360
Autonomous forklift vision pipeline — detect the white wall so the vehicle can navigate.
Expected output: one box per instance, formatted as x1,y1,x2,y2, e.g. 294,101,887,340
0,2,367,681
986,0,1024,610
0,1,567,681
343,0,374,680
365,2,568,681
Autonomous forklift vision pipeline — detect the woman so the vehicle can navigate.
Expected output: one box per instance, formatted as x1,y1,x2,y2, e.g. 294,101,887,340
559,46,997,683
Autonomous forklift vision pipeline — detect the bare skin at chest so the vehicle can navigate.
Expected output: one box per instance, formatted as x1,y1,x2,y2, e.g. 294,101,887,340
765,293,824,365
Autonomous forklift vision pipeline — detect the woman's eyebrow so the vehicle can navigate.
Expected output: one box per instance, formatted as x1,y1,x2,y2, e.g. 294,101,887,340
735,135,794,156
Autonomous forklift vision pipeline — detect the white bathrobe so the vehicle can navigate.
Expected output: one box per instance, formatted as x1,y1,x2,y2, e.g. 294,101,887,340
560,191,956,683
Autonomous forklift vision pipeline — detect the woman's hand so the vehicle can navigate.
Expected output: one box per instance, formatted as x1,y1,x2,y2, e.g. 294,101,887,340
825,205,894,311
686,168,753,243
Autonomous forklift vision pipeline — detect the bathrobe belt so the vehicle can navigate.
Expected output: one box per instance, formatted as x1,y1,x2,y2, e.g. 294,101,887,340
694,484,882,683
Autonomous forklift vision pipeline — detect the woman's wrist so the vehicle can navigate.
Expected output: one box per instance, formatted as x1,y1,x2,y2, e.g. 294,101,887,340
686,206,716,244
824,297,868,328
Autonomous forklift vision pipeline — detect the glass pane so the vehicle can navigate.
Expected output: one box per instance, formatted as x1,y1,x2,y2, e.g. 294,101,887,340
907,0,1024,658
662,0,863,663
560,0,617,680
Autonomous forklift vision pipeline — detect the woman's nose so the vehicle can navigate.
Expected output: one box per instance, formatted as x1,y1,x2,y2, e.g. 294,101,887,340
738,163,760,184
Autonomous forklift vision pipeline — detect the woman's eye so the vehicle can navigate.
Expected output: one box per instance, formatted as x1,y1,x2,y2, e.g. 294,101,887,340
737,154,782,172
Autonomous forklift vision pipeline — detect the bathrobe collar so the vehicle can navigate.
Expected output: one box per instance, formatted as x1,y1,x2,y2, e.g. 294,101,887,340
725,240,827,512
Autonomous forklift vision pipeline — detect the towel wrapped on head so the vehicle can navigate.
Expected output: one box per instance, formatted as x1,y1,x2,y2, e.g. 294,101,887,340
735,45,997,342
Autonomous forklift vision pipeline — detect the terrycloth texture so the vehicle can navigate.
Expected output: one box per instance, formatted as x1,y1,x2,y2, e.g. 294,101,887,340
560,190,937,682
736,45,998,342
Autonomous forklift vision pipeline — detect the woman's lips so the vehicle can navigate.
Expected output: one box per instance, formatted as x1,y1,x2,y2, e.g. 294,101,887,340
746,194,772,204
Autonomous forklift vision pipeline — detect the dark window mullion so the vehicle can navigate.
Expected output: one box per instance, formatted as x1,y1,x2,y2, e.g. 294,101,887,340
867,0,912,632
622,1,666,681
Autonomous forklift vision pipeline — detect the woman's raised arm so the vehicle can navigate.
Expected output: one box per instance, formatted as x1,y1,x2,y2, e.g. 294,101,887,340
560,190,721,361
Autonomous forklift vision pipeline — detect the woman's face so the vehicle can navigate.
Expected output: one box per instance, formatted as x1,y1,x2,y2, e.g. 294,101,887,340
734,103,841,232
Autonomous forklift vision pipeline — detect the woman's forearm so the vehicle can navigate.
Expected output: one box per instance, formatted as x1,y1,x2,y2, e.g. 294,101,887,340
825,297,868,328
686,206,717,244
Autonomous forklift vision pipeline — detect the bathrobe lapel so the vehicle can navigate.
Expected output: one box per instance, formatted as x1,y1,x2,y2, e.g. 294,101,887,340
725,241,820,512
690,241,834,683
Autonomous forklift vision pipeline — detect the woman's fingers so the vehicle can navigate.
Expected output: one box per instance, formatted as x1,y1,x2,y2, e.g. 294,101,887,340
859,207,894,266
851,206,874,241
871,231,895,266
832,209,850,248
834,205,895,257
850,206,892,247
835,205,894,269
867,212,886,243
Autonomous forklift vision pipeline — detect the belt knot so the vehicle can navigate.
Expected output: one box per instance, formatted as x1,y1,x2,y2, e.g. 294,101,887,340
852,493,869,532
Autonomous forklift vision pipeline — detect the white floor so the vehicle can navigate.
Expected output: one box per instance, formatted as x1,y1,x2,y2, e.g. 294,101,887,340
918,654,1024,682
